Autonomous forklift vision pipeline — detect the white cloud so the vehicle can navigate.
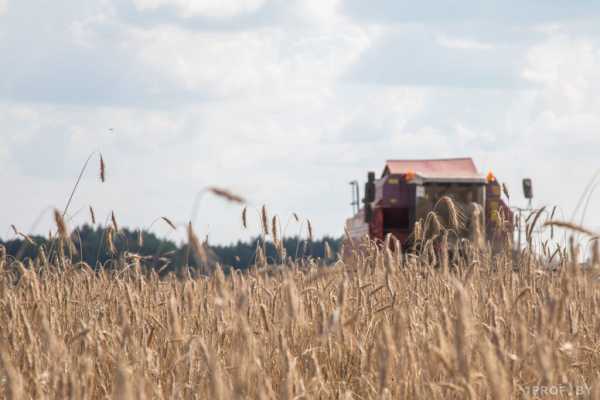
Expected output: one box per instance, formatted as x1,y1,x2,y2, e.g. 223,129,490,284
436,35,493,50
0,0,6,16
131,17,370,97
293,0,341,25
3,0,600,244
132,0,268,18
494,33,600,227
520,35,600,152
523,35,600,107
347,25,525,88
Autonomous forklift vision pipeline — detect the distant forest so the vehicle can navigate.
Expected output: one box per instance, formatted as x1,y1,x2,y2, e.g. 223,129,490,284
0,224,343,272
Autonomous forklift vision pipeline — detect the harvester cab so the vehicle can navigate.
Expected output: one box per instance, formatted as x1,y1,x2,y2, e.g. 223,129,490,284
345,158,513,250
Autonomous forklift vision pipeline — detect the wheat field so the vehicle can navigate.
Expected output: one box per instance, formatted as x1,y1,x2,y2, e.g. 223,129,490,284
1,212,599,400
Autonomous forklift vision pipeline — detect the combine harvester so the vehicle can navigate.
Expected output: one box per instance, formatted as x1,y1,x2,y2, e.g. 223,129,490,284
346,158,525,252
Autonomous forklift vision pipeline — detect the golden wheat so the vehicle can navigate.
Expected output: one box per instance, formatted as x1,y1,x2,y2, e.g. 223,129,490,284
207,187,245,204
0,210,599,399
99,154,106,183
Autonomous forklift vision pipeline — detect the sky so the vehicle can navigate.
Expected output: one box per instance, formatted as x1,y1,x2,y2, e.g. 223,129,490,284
1,0,599,245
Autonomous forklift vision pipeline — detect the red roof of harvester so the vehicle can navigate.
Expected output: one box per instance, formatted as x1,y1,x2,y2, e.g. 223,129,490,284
382,158,484,182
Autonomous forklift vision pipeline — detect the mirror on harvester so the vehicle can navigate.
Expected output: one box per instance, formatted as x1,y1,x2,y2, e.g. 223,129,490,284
365,171,375,202
522,178,533,199
364,171,375,223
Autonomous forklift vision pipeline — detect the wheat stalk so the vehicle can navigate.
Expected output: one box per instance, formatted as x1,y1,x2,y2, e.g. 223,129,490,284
89,206,96,225
111,211,119,232
106,226,116,255
272,215,279,246
54,209,69,240
137,229,144,248
161,216,177,230
207,187,245,204
187,222,208,267
435,196,463,230
100,154,106,183
261,205,269,236
544,221,597,237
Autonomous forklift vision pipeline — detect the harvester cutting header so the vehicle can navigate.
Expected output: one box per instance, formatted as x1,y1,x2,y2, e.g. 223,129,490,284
346,158,516,250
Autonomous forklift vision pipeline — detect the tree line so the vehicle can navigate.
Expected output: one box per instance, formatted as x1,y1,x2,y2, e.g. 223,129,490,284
0,224,343,273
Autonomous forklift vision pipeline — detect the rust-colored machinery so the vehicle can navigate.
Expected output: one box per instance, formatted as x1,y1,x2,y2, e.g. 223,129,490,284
346,158,514,250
